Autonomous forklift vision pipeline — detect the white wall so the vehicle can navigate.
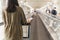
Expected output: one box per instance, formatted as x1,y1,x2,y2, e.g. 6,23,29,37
0,0,3,23
25,0,52,8
57,0,60,13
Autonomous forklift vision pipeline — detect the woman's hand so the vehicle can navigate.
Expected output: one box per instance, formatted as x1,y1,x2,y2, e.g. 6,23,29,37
27,18,33,23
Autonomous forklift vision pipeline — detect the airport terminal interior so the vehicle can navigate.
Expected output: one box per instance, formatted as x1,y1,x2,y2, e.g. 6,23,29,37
0,0,60,40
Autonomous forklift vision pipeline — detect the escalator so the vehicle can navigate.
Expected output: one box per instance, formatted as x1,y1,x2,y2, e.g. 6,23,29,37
30,14,53,40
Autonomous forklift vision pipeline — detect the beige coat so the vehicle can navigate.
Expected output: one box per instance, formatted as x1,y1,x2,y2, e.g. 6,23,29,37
3,6,27,40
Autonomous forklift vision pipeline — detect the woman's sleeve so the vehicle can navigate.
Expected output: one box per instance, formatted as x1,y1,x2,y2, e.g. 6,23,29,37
20,8,27,25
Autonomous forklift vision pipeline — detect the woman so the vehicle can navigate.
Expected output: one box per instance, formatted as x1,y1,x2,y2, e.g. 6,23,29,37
3,0,27,40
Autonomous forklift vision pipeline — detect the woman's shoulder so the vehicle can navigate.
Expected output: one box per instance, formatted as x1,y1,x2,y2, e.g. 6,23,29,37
16,6,24,13
16,6,23,10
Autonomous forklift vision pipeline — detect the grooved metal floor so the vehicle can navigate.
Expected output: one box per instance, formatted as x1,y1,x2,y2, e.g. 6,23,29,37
30,15,53,40
23,38,29,40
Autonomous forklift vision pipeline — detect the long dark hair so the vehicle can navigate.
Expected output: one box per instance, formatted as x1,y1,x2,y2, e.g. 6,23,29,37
6,0,19,13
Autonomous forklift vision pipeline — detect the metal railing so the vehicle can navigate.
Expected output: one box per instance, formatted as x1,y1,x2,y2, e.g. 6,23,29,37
38,12,60,40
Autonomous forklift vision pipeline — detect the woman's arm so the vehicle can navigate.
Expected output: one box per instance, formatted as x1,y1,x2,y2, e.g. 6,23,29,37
20,7,27,25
